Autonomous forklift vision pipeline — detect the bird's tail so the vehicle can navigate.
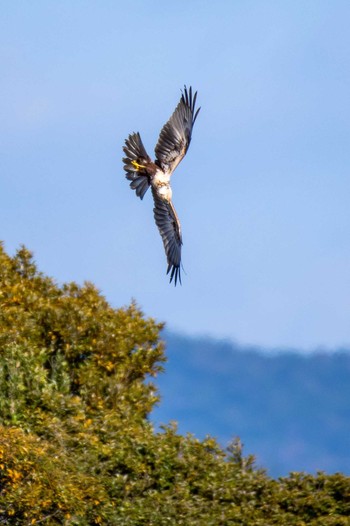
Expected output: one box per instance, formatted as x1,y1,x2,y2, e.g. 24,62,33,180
123,132,151,200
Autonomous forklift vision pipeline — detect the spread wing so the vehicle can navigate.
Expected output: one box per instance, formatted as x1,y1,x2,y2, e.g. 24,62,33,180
152,188,182,285
155,86,200,174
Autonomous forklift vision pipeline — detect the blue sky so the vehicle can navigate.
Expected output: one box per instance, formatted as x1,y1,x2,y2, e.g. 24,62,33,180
1,2,350,350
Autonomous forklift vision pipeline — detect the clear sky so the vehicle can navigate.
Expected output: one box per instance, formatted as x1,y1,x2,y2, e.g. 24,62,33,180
1,1,350,351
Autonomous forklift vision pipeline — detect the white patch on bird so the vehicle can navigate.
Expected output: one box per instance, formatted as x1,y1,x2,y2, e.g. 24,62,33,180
157,184,172,201
153,169,171,186
153,169,172,201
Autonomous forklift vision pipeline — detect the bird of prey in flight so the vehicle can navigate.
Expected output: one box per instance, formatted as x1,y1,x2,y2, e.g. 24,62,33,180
123,86,200,285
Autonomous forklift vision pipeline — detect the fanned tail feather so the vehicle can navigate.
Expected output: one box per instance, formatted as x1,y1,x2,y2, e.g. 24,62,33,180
123,132,151,200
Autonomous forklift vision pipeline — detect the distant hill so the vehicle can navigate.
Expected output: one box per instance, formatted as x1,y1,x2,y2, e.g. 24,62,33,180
152,331,350,477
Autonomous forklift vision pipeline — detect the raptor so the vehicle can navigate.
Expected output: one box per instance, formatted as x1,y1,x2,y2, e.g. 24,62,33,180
123,86,200,285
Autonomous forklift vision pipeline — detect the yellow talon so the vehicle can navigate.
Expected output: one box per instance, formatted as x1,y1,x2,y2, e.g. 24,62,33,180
131,160,147,171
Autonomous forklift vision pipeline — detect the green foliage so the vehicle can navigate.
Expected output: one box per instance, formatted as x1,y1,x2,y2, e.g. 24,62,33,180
0,243,349,524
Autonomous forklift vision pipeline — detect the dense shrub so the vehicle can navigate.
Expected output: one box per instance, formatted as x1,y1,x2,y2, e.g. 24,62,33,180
0,243,349,524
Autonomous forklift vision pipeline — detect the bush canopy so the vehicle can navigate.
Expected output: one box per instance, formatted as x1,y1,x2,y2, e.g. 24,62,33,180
0,243,349,525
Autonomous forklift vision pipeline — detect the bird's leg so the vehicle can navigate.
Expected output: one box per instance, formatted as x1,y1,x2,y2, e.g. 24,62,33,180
131,160,147,171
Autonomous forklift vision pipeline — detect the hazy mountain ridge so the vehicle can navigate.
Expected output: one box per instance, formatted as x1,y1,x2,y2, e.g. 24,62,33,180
152,331,350,476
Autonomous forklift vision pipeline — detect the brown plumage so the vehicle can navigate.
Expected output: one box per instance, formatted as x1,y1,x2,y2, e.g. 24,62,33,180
123,86,200,285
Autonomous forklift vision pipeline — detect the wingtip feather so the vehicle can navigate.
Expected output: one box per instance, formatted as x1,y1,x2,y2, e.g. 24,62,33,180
167,264,181,286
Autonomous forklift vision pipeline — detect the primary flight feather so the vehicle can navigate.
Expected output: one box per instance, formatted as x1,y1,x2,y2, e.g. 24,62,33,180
123,86,200,285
